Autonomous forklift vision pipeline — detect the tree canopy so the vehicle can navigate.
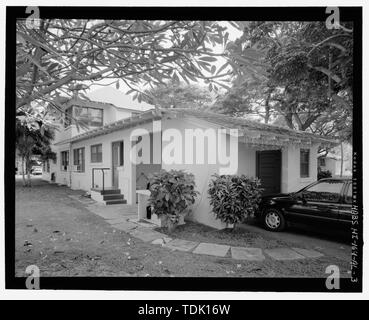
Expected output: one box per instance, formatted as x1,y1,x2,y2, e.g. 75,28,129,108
16,20,235,114
214,21,353,141
143,80,214,109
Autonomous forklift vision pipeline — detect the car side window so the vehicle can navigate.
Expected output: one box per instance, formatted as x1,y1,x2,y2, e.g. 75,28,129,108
302,180,345,203
345,183,352,204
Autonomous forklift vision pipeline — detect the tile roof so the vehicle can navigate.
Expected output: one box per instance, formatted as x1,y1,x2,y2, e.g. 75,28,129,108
164,109,332,140
55,108,338,146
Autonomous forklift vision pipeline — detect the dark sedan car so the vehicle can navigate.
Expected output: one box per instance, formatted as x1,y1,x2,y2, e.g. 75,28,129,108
256,178,352,232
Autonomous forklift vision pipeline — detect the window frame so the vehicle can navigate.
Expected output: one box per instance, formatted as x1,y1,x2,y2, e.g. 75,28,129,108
119,141,124,166
88,107,104,127
64,107,73,128
61,151,69,171
300,148,310,178
90,144,103,163
73,147,85,172
301,180,345,203
66,106,103,128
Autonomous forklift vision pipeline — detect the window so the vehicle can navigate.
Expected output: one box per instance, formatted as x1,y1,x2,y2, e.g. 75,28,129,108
91,144,103,163
74,106,103,127
73,147,85,172
303,180,345,203
89,108,103,127
345,183,352,204
61,151,69,171
119,141,124,166
74,106,89,126
64,107,73,128
64,106,103,128
300,149,310,178
46,160,50,173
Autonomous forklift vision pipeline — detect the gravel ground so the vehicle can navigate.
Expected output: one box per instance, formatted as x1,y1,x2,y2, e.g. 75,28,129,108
15,177,351,278
156,222,296,249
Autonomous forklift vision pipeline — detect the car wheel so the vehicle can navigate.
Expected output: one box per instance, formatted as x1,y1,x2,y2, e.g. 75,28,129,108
263,209,286,232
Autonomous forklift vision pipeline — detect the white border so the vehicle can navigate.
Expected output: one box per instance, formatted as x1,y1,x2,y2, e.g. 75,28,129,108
0,0,367,300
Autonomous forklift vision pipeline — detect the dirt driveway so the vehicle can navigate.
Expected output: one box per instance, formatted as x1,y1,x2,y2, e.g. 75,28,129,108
15,177,351,278
238,221,351,262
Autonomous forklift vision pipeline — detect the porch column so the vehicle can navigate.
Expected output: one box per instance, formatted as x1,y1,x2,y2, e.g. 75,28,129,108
281,146,292,193
119,137,136,205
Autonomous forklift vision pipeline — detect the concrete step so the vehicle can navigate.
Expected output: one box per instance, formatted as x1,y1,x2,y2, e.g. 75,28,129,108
103,194,124,201
105,199,127,205
101,189,121,195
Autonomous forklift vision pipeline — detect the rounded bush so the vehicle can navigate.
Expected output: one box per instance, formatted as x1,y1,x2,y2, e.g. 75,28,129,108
208,174,263,226
318,169,332,180
148,169,199,227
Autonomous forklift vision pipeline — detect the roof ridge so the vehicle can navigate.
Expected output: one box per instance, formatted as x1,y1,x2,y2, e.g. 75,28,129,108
161,108,338,140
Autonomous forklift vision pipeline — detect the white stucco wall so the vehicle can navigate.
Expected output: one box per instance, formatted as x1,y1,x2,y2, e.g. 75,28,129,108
237,143,256,177
41,143,70,186
161,117,233,229
321,158,340,176
281,144,319,193
45,114,321,229
66,121,155,204
103,107,133,124
160,118,320,229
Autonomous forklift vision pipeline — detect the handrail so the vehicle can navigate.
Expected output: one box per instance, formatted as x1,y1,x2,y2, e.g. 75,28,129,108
92,168,110,192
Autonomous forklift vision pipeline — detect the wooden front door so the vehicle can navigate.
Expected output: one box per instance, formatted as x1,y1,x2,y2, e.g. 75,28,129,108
256,150,281,195
112,141,123,188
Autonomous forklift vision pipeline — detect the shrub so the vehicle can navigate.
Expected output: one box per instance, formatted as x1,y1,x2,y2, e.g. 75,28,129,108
318,169,332,180
208,174,263,228
148,169,199,231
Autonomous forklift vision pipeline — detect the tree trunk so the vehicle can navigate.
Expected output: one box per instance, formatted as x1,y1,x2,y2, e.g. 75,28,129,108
21,156,26,187
26,155,31,187
264,93,271,124
340,141,344,177
284,114,294,129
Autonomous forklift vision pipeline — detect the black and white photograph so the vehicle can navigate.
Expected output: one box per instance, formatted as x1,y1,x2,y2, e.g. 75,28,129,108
2,2,365,296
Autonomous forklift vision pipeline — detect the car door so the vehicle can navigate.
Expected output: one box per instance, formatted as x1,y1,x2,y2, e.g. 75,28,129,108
285,180,345,224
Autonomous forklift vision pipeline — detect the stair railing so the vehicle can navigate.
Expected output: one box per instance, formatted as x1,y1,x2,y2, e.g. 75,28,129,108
92,168,110,192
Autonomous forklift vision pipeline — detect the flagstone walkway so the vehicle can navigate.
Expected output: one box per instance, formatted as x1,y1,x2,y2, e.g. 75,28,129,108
81,199,325,262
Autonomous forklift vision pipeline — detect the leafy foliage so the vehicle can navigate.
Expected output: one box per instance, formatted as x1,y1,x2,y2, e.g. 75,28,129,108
148,170,199,229
16,20,235,117
208,174,263,227
214,21,353,142
143,80,214,109
318,169,332,180
16,112,55,186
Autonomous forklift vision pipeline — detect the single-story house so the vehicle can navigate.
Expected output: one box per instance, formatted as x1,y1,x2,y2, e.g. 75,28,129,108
43,107,336,229
318,154,341,176
318,148,352,177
